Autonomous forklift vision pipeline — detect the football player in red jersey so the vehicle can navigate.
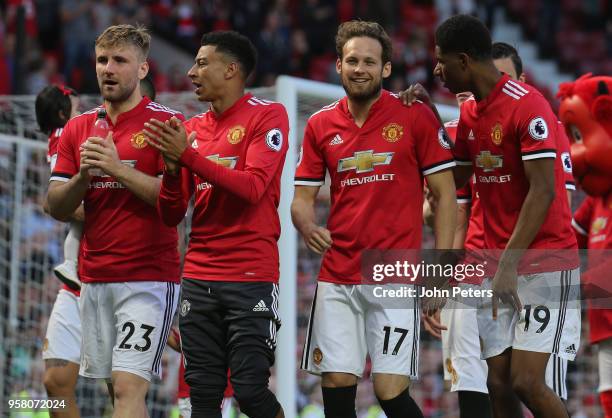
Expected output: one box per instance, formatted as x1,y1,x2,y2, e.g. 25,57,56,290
291,21,457,418
573,195,612,418
47,25,182,418
432,15,580,418
144,31,288,418
36,84,82,418
417,41,575,417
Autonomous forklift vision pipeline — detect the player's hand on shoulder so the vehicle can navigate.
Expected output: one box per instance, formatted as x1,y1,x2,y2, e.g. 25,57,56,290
399,83,432,107
303,225,332,255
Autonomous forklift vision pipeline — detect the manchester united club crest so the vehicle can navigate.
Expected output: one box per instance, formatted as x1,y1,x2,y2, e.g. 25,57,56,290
382,123,403,143
227,125,246,144
490,122,503,146
592,217,608,235
131,131,148,149
313,347,323,365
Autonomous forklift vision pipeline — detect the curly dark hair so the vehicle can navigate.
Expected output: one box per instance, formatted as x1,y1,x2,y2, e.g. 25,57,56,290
435,14,492,61
35,85,78,134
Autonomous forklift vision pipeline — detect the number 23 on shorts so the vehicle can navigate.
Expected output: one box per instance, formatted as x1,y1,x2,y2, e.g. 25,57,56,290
118,321,156,352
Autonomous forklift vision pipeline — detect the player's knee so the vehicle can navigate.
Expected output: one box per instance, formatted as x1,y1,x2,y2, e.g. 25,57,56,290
486,372,511,395
112,374,148,403
232,383,280,418
43,368,72,395
322,372,358,388
510,372,544,401
372,375,409,400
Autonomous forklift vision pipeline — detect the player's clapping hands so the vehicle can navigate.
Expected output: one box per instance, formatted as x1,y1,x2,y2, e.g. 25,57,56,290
144,117,196,173
80,132,122,177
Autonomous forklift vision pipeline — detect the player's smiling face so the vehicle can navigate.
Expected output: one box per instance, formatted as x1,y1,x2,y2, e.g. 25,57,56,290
433,46,469,94
187,45,229,102
337,36,391,102
95,43,148,103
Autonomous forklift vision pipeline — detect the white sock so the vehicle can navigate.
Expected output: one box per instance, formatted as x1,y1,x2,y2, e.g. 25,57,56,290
64,221,83,264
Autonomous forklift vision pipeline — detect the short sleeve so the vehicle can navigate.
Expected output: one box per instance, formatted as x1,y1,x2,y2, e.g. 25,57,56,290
516,93,558,161
50,120,78,182
294,121,326,186
556,122,575,190
412,103,456,176
572,196,594,237
453,106,473,166
456,179,472,204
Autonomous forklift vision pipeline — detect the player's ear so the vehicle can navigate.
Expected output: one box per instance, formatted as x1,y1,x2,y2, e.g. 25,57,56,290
225,62,239,80
457,52,469,70
382,61,392,79
519,73,527,83
336,58,342,75
138,61,149,81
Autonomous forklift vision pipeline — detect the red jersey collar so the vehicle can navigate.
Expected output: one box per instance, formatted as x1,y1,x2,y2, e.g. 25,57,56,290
476,73,509,113
339,90,390,121
209,93,253,120
103,96,152,126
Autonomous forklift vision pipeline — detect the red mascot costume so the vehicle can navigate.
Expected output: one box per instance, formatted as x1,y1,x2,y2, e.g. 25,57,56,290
558,74,612,418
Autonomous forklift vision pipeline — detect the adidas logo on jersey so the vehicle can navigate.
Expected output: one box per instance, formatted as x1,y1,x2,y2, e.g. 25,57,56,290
329,134,343,146
565,344,576,355
253,300,269,312
468,130,475,140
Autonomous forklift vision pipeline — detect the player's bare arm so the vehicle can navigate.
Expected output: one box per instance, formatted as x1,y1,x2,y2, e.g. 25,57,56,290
491,158,555,317
426,170,457,251
81,132,162,207
47,163,91,221
422,169,457,316
453,202,470,250
291,186,332,255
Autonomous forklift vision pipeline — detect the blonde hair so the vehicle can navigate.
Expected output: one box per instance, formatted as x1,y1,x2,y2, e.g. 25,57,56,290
95,24,151,59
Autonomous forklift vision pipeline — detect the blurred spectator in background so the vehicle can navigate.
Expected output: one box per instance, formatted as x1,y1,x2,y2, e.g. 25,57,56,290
256,10,290,86
59,0,95,85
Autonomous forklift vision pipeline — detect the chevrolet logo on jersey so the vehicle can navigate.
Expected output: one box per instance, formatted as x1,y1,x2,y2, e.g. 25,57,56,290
337,150,394,174
475,151,503,172
206,154,238,169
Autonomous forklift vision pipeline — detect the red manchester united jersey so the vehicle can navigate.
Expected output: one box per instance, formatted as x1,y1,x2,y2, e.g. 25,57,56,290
50,97,182,284
47,127,63,168
47,128,80,296
158,94,289,282
573,194,612,343
453,74,577,273
295,91,455,284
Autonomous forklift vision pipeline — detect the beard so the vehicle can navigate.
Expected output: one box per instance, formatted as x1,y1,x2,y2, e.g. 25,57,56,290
341,75,383,103
99,79,137,103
